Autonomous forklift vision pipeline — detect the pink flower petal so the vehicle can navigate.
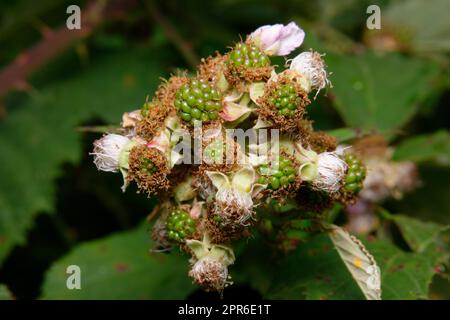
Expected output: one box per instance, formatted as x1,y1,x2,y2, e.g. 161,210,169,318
248,22,305,56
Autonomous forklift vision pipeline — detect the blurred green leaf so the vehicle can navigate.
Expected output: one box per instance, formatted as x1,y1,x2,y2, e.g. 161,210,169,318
380,0,450,54
0,284,13,300
0,47,168,264
41,223,194,299
327,51,439,136
392,130,450,165
326,127,371,143
387,166,450,225
429,274,450,300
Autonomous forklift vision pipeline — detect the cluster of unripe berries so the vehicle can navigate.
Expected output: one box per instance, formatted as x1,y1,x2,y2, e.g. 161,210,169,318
269,84,300,117
91,22,374,294
343,154,366,193
257,156,297,190
228,43,270,68
175,79,222,125
166,209,197,243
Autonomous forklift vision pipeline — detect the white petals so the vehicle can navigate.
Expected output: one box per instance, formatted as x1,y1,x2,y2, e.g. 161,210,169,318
249,82,265,105
231,166,255,194
91,134,131,172
122,110,142,128
289,51,330,95
313,152,347,193
220,101,253,122
147,129,170,153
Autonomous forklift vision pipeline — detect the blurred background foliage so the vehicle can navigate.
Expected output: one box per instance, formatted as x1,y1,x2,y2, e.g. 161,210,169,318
0,0,449,300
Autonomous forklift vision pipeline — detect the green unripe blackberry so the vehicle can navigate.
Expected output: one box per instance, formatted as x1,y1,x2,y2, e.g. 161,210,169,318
166,209,196,243
174,79,222,126
140,157,158,175
269,84,300,117
343,154,366,194
257,156,296,190
228,43,270,69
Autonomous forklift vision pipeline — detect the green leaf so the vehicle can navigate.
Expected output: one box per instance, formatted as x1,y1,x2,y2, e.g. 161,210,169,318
327,51,439,136
392,130,450,165
0,284,13,300
0,47,167,264
366,239,444,300
264,228,446,299
41,223,194,299
429,274,450,300
391,214,447,253
232,237,276,295
265,233,366,299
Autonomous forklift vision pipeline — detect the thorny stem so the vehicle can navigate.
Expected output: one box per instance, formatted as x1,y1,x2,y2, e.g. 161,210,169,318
0,0,139,101
145,0,199,69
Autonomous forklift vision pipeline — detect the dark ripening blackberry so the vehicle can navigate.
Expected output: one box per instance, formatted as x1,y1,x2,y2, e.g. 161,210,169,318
228,43,270,69
269,83,299,117
343,153,366,194
174,79,222,126
257,156,296,190
166,209,196,243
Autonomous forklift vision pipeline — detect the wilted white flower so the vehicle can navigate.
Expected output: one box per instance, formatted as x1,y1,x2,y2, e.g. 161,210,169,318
121,110,142,129
314,152,348,193
92,134,132,172
189,257,230,292
187,235,235,292
289,51,330,95
206,167,265,226
248,22,305,56
297,144,347,194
